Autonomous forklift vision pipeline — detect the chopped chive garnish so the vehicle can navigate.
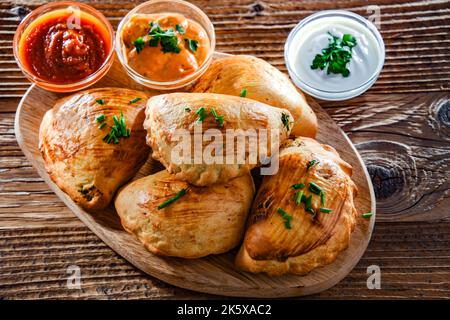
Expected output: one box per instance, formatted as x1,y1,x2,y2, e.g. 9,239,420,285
157,188,188,210
113,115,120,127
95,99,105,105
306,207,316,217
320,208,332,213
281,112,291,131
304,195,312,210
185,107,191,112
292,183,305,190
98,122,107,130
195,107,208,122
294,190,304,206
240,88,247,97
309,182,322,195
102,111,130,144
119,111,127,136
129,97,142,104
362,212,373,219
96,114,105,123
320,191,326,206
211,108,224,127
277,208,293,229
306,159,319,171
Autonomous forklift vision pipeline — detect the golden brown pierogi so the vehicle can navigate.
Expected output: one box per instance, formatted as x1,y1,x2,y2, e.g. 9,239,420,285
115,170,255,258
235,137,358,276
39,87,150,210
144,92,294,186
192,55,317,138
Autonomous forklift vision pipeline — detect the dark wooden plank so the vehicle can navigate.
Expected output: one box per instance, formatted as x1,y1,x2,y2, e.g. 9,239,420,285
1,222,449,299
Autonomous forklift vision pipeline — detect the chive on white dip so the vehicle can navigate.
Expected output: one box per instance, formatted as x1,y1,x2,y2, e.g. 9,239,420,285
285,10,385,101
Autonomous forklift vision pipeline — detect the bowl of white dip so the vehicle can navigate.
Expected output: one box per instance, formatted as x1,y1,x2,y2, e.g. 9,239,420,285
285,10,385,101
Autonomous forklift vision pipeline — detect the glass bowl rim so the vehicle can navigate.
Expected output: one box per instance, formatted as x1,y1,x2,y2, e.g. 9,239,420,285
12,1,115,90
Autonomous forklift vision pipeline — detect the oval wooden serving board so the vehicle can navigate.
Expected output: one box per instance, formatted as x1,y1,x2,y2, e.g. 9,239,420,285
14,52,375,298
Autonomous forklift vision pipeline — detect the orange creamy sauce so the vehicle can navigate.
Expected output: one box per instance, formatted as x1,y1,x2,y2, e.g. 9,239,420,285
121,13,210,82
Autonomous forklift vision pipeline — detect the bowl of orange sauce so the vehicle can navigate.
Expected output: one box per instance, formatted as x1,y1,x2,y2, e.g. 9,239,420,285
115,0,216,90
13,1,114,92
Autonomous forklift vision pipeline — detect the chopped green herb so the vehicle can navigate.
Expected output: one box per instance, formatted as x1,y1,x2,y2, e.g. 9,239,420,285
103,111,130,144
277,208,293,229
98,122,107,130
240,88,247,97
309,182,322,195
96,114,105,123
310,32,357,77
78,185,96,201
306,207,316,217
211,108,224,127
157,188,188,209
292,183,305,190
95,99,105,105
185,107,191,112
135,22,181,54
184,38,199,53
303,194,316,217
281,112,291,131
160,33,181,53
175,24,185,34
320,208,332,213
306,159,319,171
294,190,304,206
148,37,159,47
133,37,145,54
129,97,142,104
195,107,208,122
320,191,326,206
362,212,373,219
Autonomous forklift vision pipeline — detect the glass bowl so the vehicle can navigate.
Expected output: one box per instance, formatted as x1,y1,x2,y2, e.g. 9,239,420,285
13,1,115,93
115,0,216,90
284,10,385,101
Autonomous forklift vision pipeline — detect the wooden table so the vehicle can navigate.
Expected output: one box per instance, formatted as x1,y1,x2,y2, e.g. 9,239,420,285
0,0,449,300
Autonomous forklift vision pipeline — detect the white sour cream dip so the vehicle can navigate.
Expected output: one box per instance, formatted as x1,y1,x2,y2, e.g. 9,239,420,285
285,11,385,100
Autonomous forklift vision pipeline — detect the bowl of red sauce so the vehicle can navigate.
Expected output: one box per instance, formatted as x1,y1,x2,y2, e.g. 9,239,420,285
13,1,114,92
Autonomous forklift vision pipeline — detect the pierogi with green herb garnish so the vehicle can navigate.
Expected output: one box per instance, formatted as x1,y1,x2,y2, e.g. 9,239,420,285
235,137,358,276
191,55,317,138
115,170,255,258
39,87,150,211
144,92,294,186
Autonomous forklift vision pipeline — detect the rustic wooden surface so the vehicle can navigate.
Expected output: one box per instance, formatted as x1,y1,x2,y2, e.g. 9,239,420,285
0,0,449,299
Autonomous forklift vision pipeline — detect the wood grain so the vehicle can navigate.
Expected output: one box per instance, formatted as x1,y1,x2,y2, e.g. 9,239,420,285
13,52,375,297
0,0,449,299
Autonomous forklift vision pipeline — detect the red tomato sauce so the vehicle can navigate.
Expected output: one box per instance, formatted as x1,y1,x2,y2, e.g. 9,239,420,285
20,12,110,83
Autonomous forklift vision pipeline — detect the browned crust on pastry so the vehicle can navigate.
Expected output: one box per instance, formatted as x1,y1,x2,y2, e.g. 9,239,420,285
39,87,150,211
115,170,255,258
144,92,293,186
235,137,358,276
191,55,318,138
